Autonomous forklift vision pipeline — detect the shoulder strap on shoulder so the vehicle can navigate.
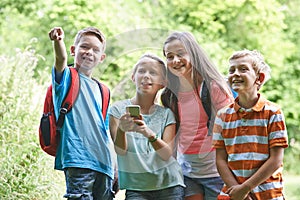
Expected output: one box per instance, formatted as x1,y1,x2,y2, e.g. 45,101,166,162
61,68,80,110
99,82,110,119
92,78,110,120
201,81,211,127
56,67,80,130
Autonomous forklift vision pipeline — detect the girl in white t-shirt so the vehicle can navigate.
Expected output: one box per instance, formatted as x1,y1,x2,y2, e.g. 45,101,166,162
109,53,185,200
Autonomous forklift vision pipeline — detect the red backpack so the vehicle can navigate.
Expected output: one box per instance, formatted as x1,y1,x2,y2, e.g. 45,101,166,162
39,67,110,156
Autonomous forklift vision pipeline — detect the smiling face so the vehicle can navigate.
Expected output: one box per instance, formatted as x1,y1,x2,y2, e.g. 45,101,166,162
71,34,106,76
228,56,262,95
164,39,192,79
132,57,166,96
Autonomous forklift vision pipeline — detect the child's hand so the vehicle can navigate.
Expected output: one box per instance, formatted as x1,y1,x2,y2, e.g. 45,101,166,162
226,184,250,200
133,122,155,138
119,114,153,138
48,27,64,41
119,113,138,132
132,115,143,126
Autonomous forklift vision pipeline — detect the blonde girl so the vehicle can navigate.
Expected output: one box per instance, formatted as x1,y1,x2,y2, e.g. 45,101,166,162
109,53,185,200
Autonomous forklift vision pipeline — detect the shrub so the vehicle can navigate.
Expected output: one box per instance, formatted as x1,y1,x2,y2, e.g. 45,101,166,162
0,46,64,199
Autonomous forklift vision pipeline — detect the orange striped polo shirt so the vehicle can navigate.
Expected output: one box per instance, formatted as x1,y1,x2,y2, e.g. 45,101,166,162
213,94,288,200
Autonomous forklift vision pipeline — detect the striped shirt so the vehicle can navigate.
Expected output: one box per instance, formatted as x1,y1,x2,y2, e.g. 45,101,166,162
213,94,288,200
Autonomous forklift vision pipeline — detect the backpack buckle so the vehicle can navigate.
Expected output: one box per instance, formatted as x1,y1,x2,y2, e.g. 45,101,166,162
59,107,68,114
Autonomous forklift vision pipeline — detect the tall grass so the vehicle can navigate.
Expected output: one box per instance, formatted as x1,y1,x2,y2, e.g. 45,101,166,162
0,47,64,199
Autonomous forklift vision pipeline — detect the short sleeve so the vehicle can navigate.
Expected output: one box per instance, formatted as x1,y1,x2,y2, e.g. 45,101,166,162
164,107,176,126
212,108,227,149
210,82,233,111
268,108,288,148
109,100,130,119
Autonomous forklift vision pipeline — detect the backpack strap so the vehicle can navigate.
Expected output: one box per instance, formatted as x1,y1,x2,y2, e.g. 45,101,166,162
93,78,110,120
56,68,80,133
200,81,211,129
99,83,110,120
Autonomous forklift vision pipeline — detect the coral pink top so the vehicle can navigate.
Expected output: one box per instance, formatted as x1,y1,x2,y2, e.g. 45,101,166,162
178,82,232,154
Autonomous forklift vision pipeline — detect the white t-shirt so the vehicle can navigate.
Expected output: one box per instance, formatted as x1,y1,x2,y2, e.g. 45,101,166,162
109,99,185,191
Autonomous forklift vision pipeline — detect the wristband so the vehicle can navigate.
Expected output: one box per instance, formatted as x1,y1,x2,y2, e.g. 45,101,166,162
148,135,158,143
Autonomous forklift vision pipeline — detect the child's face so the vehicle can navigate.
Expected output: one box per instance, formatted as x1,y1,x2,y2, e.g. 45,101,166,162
164,39,192,78
132,57,165,96
228,56,260,94
71,34,105,72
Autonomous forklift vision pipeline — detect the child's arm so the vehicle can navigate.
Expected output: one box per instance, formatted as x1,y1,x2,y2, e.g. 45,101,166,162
216,148,239,187
48,27,67,73
217,148,253,199
149,123,175,161
133,121,175,161
241,146,284,190
226,147,284,199
109,115,127,155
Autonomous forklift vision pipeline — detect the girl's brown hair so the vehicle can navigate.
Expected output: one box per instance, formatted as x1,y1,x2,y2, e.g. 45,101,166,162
161,31,232,131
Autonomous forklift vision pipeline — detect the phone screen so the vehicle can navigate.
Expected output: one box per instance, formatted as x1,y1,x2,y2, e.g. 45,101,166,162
126,105,140,118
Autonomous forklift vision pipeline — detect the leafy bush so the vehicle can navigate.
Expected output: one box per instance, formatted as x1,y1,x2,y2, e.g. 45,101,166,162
0,0,300,198
0,46,64,199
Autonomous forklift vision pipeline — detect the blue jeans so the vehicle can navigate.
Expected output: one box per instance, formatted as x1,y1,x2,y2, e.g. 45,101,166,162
63,168,114,200
125,185,184,200
184,176,223,200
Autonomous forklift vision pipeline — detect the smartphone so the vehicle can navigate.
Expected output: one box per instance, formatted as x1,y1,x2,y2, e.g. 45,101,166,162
126,105,140,118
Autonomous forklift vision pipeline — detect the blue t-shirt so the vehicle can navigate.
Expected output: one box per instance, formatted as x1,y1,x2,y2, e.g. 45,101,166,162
109,99,185,191
52,67,114,179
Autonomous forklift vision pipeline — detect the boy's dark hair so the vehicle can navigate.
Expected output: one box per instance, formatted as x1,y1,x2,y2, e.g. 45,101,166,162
74,27,106,51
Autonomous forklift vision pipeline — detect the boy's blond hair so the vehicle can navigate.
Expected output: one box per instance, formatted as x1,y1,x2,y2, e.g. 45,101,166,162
229,49,271,87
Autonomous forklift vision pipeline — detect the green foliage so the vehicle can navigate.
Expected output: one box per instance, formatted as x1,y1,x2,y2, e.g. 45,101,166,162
278,0,300,138
0,0,48,56
284,139,300,174
0,0,300,198
0,48,64,199
284,173,300,199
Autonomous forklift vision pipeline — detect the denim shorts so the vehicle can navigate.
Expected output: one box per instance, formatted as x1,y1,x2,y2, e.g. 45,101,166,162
125,185,185,200
63,168,114,200
184,176,223,200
